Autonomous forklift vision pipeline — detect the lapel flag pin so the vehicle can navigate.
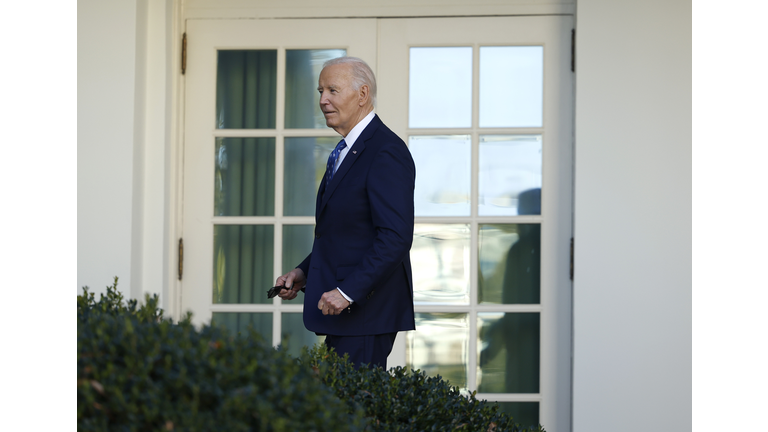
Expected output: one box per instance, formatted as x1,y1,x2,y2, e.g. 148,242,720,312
352,150,357,154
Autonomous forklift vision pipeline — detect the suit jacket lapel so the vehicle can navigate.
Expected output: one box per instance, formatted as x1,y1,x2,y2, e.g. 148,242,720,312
317,115,381,215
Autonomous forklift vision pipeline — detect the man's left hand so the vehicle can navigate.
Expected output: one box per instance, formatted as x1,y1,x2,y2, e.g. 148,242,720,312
318,289,350,315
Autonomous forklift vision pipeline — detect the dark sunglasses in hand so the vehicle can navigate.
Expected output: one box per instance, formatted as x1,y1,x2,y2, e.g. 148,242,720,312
267,286,294,299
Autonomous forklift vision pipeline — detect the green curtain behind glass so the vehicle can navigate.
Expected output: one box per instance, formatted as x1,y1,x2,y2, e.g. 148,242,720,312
216,50,276,129
212,50,278,306
215,137,275,217
213,225,274,305
285,50,317,129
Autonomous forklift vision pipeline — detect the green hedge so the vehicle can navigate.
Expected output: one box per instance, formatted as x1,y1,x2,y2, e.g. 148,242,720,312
78,279,545,431
302,345,544,432
77,278,366,431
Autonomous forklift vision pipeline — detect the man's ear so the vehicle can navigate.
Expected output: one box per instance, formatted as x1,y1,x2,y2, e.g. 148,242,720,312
358,84,370,107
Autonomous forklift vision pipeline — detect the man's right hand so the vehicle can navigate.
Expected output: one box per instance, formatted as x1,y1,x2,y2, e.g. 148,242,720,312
275,268,306,301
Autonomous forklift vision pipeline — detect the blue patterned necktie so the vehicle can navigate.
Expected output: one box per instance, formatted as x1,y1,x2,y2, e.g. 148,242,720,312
325,139,347,187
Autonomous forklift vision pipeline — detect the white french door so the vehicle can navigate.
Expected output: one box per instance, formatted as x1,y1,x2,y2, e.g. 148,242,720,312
181,15,572,431
378,17,573,432
181,17,378,353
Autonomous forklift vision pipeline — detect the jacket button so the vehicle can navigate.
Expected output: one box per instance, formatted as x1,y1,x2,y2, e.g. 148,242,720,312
315,233,321,239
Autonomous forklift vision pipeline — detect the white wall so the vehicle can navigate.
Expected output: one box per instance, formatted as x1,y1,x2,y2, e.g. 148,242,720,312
182,0,575,18
572,1,691,431
135,0,176,306
78,0,139,297
78,0,173,302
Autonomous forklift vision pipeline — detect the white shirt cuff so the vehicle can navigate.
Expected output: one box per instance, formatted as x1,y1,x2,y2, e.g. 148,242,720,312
336,287,354,303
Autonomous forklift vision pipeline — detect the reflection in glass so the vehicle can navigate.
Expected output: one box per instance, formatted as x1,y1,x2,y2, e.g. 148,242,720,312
478,313,540,393
281,313,325,358
282,225,314,302
285,49,346,129
493,402,539,429
213,225,274,304
479,135,542,216
478,224,540,305
284,137,338,216
215,137,276,216
409,135,471,216
211,312,272,343
216,50,277,129
479,46,543,128
409,47,472,128
411,224,470,305
406,313,469,391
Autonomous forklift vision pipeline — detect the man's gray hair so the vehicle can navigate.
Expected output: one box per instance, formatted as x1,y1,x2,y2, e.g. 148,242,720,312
323,56,377,108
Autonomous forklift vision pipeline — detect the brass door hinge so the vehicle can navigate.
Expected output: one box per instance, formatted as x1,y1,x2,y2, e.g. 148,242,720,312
571,29,575,72
569,237,574,280
178,238,184,280
181,33,187,75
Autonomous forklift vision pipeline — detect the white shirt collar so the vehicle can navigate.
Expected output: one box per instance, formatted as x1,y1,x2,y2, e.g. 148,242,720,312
342,110,376,148
332,110,375,175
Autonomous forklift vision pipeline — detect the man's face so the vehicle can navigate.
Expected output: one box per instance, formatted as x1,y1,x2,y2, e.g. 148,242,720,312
318,64,366,136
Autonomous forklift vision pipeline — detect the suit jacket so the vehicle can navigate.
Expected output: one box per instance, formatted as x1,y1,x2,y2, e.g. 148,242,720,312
297,114,416,336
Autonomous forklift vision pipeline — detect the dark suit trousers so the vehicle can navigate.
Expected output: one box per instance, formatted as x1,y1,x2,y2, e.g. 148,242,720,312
324,332,398,369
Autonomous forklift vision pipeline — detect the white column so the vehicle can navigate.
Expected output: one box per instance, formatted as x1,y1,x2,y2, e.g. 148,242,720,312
572,1,691,431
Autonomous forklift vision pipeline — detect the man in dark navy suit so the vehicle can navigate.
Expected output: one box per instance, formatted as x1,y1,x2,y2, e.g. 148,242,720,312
275,57,416,369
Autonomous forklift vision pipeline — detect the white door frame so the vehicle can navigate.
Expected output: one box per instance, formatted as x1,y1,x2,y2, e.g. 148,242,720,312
170,12,573,432
378,16,574,432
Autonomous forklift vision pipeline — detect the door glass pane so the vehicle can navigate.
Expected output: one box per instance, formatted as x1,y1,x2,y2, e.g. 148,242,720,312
409,47,472,128
215,137,275,216
284,137,338,216
479,46,543,128
410,135,471,216
478,224,541,305
479,135,542,216
411,224,470,305
493,402,539,429
211,312,272,342
285,49,346,129
281,312,326,358
406,313,469,391
478,313,540,393
282,224,315,302
216,50,277,129
213,224,274,304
